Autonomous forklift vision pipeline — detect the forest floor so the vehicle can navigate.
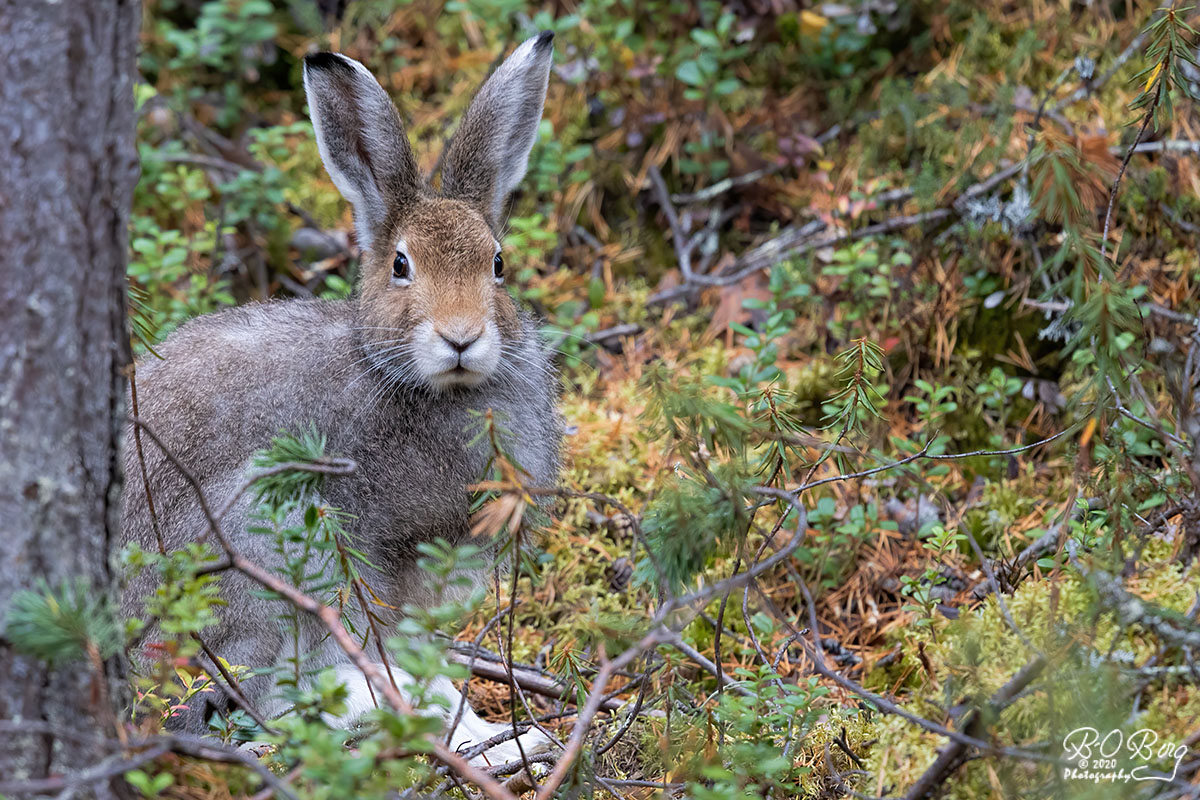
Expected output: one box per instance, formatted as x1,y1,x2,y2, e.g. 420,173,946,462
118,2,1200,798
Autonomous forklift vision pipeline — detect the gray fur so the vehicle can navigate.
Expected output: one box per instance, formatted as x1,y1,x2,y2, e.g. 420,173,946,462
122,303,559,720
121,36,561,759
440,30,555,227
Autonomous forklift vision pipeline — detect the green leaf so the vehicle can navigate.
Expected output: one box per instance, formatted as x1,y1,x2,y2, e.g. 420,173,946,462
675,60,706,86
239,0,274,16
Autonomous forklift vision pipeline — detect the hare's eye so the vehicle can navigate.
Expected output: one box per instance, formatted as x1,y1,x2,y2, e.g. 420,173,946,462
392,253,411,281
493,253,504,280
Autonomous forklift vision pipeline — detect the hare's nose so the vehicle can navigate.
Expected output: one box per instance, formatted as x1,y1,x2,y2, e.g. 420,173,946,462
439,333,479,354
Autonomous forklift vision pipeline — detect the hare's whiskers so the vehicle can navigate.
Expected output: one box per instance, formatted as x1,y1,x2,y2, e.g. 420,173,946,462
343,344,414,391
351,343,423,417
334,338,409,382
501,347,553,377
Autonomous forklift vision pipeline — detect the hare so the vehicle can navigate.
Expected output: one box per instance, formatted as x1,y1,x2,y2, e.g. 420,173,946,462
121,32,561,765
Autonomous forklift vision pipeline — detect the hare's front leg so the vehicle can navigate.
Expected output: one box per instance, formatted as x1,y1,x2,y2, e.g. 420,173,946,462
326,665,552,767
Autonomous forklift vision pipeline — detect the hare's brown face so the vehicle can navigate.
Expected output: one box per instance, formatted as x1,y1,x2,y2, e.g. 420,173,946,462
303,31,553,394
358,198,521,390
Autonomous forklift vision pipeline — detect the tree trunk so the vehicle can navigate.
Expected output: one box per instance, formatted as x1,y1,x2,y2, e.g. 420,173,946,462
0,0,140,794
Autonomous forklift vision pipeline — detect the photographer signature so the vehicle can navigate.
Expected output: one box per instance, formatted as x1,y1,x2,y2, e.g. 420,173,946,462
1061,727,1188,783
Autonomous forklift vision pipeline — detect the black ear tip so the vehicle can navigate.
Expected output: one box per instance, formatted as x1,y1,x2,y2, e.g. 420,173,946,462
534,30,554,49
304,51,348,74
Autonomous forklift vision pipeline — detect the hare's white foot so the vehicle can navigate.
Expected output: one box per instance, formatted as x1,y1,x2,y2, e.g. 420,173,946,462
326,665,552,768
452,714,553,768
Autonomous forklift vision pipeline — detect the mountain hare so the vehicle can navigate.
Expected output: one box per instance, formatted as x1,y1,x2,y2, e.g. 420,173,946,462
122,32,561,765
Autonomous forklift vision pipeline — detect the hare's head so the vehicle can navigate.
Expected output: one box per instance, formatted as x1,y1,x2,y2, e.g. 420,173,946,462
303,33,553,391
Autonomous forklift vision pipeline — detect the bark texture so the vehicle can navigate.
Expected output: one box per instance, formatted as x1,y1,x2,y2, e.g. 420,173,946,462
0,0,140,793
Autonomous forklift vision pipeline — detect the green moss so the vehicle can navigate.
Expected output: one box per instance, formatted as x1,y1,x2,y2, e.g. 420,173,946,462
961,480,1042,550
796,712,880,796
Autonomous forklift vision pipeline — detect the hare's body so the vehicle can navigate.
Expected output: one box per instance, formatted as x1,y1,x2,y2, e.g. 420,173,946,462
120,32,562,763
127,298,557,574
123,297,558,750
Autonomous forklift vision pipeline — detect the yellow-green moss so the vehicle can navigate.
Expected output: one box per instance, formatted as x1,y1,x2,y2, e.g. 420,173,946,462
796,712,881,797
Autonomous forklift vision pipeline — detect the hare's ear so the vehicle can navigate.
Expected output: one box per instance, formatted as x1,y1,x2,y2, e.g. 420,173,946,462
440,31,554,227
303,53,420,250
